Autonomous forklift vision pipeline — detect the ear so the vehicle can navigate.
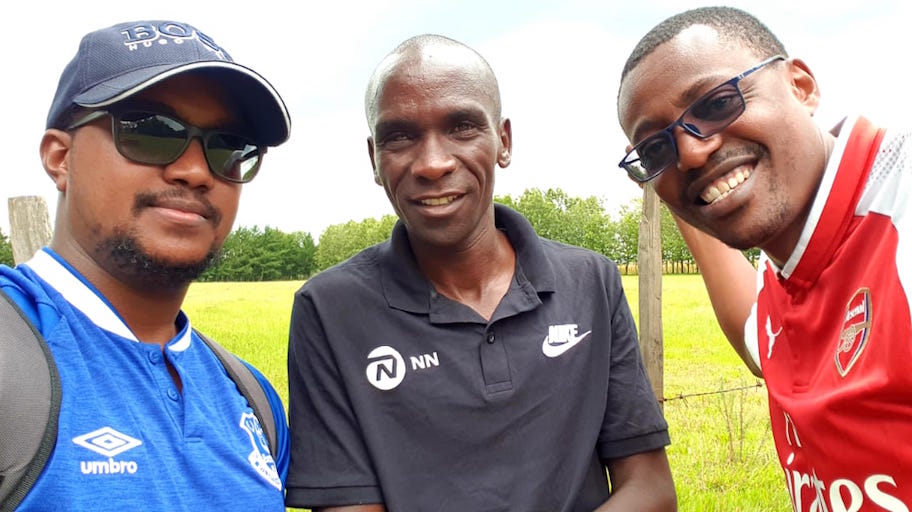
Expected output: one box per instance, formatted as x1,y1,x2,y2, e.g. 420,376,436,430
786,58,821,115
40,129,71,193
497,118,512,168
367,136,382,186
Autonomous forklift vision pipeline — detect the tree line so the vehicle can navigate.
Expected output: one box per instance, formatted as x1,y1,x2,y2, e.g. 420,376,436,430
0,188,758,280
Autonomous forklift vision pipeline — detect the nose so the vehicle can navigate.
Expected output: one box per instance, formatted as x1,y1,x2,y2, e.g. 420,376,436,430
412,133,456,180
162,137,216,189
673,125,723,172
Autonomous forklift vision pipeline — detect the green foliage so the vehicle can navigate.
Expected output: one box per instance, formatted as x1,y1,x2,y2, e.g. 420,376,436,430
613,200,641,273
0,228,12,266
661,204,693,274
496,188,616,254
200,226,316,282
314,214,398,271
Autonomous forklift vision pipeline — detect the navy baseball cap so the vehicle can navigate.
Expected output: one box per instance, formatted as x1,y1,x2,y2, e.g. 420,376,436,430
46,20,290,146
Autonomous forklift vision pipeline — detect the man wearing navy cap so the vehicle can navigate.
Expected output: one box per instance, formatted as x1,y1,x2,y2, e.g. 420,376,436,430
0,20,290,510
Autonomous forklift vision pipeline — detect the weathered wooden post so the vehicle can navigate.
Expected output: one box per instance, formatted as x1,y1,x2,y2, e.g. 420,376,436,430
8,196,53,265
638,185,664,406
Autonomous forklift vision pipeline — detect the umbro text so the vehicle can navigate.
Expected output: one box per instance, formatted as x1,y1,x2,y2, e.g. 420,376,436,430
80,458,138,475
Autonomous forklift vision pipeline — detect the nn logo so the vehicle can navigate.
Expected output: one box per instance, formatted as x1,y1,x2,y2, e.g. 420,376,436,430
365,346,440,390
366,346,406,390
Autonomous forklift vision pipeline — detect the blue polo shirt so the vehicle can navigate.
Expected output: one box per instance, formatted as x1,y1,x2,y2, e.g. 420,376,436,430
0,249,289,511
286,205,669,511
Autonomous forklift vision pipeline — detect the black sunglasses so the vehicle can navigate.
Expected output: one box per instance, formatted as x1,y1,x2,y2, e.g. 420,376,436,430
67,109,266,184
619,55,786,183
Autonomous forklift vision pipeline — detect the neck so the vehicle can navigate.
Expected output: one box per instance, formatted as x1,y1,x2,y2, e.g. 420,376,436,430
53,242,189,347
413,228,515,321
763,125,838,267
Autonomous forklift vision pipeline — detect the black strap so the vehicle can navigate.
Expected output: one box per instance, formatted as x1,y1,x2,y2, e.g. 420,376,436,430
194,330,277,457
0,289,61,512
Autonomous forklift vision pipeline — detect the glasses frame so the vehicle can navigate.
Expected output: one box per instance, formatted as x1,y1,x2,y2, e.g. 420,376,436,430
619,54,786,183
66,109,266,184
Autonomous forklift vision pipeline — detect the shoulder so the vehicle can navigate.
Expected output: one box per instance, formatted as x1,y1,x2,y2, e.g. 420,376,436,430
0,264,58,330
297,242,390,300
307,244,385,284
539,238,622,279
241,360,289,433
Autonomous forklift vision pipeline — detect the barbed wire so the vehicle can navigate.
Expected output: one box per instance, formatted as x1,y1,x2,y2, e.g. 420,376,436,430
660,381,765,403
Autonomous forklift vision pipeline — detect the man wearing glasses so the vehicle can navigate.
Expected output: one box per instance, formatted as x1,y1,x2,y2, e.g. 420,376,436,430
0,20,291,510
618,6,912,510
285,34,675,512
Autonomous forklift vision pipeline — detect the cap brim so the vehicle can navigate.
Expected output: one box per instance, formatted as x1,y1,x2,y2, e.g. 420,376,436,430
73,61,290,146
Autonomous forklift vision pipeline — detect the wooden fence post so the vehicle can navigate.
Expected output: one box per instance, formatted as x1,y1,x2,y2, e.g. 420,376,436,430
638,185,664,406
8,196,53,265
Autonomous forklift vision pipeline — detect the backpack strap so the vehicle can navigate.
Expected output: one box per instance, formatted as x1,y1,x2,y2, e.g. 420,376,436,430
0,289,61,512
194,330,277,457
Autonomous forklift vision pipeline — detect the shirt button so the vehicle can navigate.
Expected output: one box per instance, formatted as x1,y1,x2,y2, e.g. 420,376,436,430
486,333,495,344
167,388,179,401
148,351,161,364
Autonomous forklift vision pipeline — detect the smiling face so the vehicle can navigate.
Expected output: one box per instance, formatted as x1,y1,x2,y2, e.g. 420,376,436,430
366,46,512,252
618,25,827,261
43,74,244,290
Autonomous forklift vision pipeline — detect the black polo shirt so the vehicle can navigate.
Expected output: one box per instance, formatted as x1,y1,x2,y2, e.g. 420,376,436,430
286,205,669,511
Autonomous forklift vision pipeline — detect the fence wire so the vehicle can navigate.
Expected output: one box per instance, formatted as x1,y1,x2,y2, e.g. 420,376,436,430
660,381,764,403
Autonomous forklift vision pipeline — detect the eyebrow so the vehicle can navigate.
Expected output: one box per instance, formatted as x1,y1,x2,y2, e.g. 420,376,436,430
631,73,730,143
374,119,415,140
374,106,492,138
446,107,490,127
678,74,730,108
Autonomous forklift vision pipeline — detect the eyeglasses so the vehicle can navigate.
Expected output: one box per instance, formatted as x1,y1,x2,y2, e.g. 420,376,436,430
619,55,786,183
67,110,266,183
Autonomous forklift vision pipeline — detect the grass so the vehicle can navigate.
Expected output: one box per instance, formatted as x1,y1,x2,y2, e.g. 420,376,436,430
184,275,790,511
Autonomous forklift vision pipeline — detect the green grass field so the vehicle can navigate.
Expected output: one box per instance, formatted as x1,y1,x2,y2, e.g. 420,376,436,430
184,275,790,511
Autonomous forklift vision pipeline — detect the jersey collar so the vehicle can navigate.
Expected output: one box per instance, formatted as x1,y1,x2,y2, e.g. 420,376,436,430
379,204,557,316
23,248,192,350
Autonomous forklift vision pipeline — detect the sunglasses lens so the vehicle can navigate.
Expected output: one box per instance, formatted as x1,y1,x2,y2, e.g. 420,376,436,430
113,112,262,183
115,113,189,165
685,84,745,136
205,134,262,183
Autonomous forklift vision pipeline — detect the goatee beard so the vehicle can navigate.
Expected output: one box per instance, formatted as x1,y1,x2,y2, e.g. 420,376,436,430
98,234,217,291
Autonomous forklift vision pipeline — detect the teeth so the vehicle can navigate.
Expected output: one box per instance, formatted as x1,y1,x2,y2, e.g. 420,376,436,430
701,168,751,204
421,195,457,206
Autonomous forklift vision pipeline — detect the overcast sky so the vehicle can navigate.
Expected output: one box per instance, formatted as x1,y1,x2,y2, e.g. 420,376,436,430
2,0,908,239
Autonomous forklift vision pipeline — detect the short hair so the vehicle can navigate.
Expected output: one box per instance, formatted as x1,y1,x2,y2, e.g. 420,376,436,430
621,6,787,82
364,34,502,131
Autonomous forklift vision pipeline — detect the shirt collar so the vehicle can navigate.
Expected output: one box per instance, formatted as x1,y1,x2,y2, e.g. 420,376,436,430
378,204,556,314
23,248,192,350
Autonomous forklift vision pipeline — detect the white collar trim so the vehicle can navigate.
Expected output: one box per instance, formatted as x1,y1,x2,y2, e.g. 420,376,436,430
23,249,192,351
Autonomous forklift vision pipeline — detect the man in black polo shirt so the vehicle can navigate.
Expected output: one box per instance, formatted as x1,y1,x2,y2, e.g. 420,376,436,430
285,34,676,512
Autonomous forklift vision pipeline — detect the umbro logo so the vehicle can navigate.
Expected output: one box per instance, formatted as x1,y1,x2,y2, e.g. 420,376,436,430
73,426,142,475
73,427,142,457
542,324,592,358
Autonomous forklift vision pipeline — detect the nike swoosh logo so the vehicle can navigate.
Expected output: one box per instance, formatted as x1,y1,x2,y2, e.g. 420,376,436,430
542,330,592,358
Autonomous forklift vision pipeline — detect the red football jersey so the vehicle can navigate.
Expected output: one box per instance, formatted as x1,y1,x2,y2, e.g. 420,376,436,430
753,117,912,511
